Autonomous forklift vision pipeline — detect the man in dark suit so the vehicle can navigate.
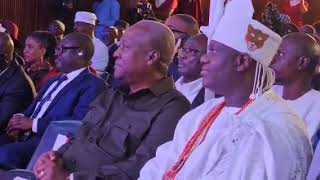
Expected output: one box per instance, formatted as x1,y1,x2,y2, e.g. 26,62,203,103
0,32,35,132
0,32,107,169
34,20,190,180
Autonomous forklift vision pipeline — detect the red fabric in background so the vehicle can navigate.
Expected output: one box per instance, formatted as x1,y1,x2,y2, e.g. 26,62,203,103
37,68,61,92
281,2,305,27
157,0,179,12
175,0,203,25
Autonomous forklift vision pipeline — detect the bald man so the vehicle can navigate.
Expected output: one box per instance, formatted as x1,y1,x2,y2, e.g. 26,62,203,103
34,20,190,180
0,32,35,132
165,14,200,81
271,32,320,148
0,32,107,169
175,34,211,108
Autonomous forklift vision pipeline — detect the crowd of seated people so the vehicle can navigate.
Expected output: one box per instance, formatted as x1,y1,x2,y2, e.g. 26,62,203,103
1,0,320,180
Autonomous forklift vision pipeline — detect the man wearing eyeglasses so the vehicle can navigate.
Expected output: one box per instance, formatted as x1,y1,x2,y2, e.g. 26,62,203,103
0,32,35,134
175,34,212,109
0,32,107,169
164,14,200,81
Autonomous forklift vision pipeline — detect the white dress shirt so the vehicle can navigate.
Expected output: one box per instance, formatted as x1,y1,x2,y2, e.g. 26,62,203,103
92,38,109,75
175,77,216,104
31,68,86,132
286,89,320,147
175,77,203,103
273,85,320,146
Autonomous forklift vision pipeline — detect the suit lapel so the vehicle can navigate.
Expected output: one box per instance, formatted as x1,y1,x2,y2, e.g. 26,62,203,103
41,69,90,115
0,62,17,87
24,75,61,117
191,88,205,109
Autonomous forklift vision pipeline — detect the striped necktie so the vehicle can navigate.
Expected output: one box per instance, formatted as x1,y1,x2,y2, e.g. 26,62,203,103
31,75,68,118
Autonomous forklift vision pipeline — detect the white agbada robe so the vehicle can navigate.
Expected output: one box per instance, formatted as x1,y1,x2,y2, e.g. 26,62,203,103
139,89,312,180
286,89,320,147
92,38,109,75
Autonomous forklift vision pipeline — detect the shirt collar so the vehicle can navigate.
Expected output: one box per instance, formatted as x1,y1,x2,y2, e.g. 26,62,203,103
175,77,203,92
123,77,175,97
149,77,175,96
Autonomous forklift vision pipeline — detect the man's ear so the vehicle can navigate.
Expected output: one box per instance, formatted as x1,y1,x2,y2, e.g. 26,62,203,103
234,53,253,72
146,49,161,66
297,56,310,70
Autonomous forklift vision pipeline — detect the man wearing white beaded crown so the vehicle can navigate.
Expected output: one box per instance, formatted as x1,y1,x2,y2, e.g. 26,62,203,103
138,0,312,179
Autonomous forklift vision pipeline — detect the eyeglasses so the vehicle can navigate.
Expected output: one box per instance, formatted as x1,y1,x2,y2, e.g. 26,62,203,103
178,47,201,56
55,46,80,54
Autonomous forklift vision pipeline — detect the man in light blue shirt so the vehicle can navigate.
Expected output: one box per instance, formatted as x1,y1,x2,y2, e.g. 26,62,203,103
93,0,120,40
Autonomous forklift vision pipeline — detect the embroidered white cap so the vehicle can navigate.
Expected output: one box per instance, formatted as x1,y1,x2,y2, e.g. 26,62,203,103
74,11,97,26
210,0,282,66
200,0,226,44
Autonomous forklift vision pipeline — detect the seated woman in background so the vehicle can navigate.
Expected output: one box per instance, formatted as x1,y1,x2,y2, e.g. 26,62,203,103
23,31,59,91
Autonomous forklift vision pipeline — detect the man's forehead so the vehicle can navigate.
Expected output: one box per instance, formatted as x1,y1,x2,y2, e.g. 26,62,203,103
280,37,299,50
123,27,149,40
74,21,91,26
209,40,240,54
165,17,187,31
184,39,201,48
60,38,76,46
209,40,225,48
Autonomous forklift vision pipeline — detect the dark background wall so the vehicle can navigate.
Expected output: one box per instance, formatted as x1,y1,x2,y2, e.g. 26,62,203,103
0,0,48,41
0,0,319,41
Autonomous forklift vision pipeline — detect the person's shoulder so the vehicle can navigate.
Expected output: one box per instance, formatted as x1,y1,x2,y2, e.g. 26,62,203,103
12,63,34,84
242,91,310,143
166,88,188,101
93,38,108,48
250,89,298,117
309,89,320,98
83,72,106,86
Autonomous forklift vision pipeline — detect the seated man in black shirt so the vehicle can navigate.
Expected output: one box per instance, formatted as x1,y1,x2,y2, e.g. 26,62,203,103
34,20,190,180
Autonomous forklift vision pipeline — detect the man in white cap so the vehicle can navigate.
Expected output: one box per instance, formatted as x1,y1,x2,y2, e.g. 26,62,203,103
138,0,312,179
74,11,109,76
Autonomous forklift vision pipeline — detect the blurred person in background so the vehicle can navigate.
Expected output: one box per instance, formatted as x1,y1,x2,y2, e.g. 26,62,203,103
23,31,58,91
48,20,66,43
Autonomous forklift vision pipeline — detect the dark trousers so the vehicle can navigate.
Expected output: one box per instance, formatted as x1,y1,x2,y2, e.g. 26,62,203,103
0,134,40,169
